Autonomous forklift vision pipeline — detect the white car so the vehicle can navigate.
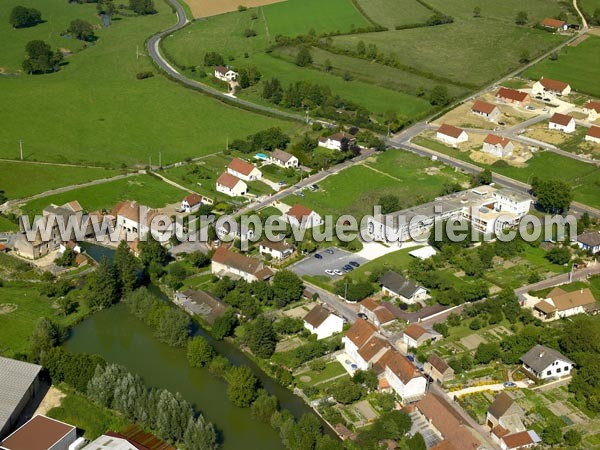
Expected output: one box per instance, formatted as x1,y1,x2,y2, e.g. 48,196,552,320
324,269,335,276
333,269,344,276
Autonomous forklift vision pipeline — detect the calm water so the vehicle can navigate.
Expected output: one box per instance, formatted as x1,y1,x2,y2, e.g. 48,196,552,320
66,244,328,449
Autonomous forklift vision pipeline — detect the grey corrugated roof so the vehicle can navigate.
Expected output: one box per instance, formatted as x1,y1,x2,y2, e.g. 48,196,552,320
520,345,573,373
0,357,42,433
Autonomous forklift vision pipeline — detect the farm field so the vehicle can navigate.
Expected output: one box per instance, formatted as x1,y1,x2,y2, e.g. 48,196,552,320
0,0,293,166
355,0,431,28
21,174,187,215
0,162,120,200
524,35,600,98
332,20,564,87
262,0,369,36
426,0,567,22
184,0,284,18
579,0,600,18
412,136,600,209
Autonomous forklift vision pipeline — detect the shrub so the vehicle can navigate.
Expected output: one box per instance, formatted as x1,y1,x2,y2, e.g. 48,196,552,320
136,71,154,80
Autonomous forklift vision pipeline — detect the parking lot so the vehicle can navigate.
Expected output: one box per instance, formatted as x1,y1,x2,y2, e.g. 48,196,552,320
290,247,368,278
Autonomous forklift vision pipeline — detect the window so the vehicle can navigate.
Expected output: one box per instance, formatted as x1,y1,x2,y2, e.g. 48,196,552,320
547,370,552,376
557,368,561,373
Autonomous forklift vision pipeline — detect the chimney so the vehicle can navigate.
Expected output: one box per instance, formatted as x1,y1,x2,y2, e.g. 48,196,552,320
539,351,545,358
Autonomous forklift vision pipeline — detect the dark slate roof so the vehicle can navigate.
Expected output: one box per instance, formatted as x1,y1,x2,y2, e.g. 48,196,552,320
379,271,422,298
487,392,515,419
520,344,573,373
577,231,600,248
304,304,334,328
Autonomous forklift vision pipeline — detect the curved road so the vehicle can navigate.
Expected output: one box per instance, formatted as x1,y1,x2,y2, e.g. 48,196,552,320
147,0,306,122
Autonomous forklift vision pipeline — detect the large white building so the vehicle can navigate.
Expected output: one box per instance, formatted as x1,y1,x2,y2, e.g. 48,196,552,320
549,113,576,133
227,158,262,182
483,134,514,158
216,172,247,197
379,350,427,402
303,305,344,339
436,124,468,147
1,415,77,450
520,344,574,380
366,186,531,245
586,125,600,144
532,77,571,97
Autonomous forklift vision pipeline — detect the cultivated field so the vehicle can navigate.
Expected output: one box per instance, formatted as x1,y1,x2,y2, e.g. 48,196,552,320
426,0,567,22
184,0,284,18
524,35,600,97
355,0,431,28
0,0,293,166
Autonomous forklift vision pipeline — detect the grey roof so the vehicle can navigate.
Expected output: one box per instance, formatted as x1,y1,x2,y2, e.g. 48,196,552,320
577,231,600,248
379,271,422,298
0,357,42,432
520,345,573,373
487,392,516,419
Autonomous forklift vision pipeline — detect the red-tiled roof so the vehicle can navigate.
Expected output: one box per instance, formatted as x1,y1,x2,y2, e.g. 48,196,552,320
437,123,465,139
586,101,600,113
587,125,600,139
496,88,529,102
286,204,314,220
502,431,534,449
357,336,391,363
344,318,377,347
539,77,569,92
215,65,228,75
542,18,567,29
228,158,258,176
1,415,75,450
217,172,243,189
360,298,379,312
403,324,428,340
472,100,497,115
184,193,202,206
484,134,511,148
212,246,272,278
379,349,421,384
550,112,574,126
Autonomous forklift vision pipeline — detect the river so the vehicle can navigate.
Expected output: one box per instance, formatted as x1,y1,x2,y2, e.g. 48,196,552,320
67,243,327,449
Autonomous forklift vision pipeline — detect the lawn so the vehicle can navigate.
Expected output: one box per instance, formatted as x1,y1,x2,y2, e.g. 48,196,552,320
21,174,187,215
0,216,19,232
47,385,129,440
0,0,292,166
0,162,120,200
295,360,348,388
426,0,567,22
412,136,600,209
262,0,369,36
345,246,420,282
524,36,600,98
332,19,564,87
579,0,600,18
355,0,431,28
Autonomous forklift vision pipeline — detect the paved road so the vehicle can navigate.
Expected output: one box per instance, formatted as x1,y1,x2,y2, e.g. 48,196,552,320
147,0,306,123
302,281,359,324
449,381,529,397
515,263,600,299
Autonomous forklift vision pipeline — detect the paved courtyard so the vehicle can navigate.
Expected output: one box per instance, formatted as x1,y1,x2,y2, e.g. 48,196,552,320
289,247,368,278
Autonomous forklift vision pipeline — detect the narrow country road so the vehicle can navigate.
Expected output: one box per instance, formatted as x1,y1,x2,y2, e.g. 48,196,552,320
515,263,600,300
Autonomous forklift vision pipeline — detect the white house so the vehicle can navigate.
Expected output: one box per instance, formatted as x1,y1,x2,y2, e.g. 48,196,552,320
533,77,571,97
211,246,272,282
402,324,440,349
483,134,514,158
258,239,294,260
541,18,568,31
216,172,247,197
496,88,531,106
214,65,238,82
318,132,356,151
217,220,254,242
114,200,155,239
500,430,541,450
436,124,468,147
58,240,81,255
181,193,203,213
285,204,323,229
586,125,600,144
359,298,396,328
576,230,600,253
584,101,600,121
227,158,262,181
380,350,427,402
379,271,427,304
1,415,77,450
303,305,344,340
520,344,574,380
549,113,576,133
532,286,596,321
472,100,501,122
269,149,299,168
342,319,386,371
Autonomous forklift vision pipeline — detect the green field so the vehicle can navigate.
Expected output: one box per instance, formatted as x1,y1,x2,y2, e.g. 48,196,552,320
332,19,564,87
0,162,120,200
413,136,600,209
426,0,567,22
579,0,600,18
262,0,369,36
21,174,187,215
0,0,292,166
524,36,600,97
355,0,431,28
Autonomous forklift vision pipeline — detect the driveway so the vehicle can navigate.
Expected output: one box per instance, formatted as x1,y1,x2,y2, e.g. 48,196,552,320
450,381,530,397
290,247,368,278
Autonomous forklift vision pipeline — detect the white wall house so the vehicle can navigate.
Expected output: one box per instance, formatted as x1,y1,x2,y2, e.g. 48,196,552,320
585,126,600,144
549,113,576,133
285,204,323,229
318,132,356,151
342,319,381,371
216,172,247,197
211,246,272,282
227,158,262,181
181,193,203,213
532,287,596,321
584,101,600,122
303,305,344,340
472,100,501,122
483,134,514,158
520,344,574,380
436,124,468,147
258,239,294,260
576,230,600,253
214,65,238,82
533,77,571,97
114,200,155,239
381,350,427,402
269,149,299,168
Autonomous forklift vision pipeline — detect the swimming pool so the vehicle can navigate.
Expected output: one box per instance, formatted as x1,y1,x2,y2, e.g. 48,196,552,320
255,153,268,160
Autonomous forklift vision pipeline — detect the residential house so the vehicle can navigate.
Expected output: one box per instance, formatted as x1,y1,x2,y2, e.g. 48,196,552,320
541,18,568,31
483,134,514,158
500,430,541,450
378,349,427,402
0,415,77,450
472,100,501,122
58,240,81,255
303,305,344,339
342,318,387,370
181,193,203,213
414,393,482,450
424,353,454,384
402,324,440,349
379,271,427,304
533,77,571,97
284,204,323,229
359,298,396,327
214,65,237,82
217,220,254,242
173,290,227,325
532,286,596,321
436,124,468,147
549,113,576,133
269,149,299,168
114,200,157,240
586,125,600,144
216,172,247,197
227,158,262,182
486,392,525,432
584,101,600,121
211,246,273,282
520,344,574,380
496,88,530,106
258,239,294,260
318,132,356,151
576,230,600,253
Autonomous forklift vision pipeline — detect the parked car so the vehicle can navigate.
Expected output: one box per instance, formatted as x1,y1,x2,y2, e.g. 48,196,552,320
333,269,344,276
358,313,368,320
278,180,287,186
525,106,535,111
295,190,305,197
312,184,320,190
407,354,415,362
324,269,335,276
503,381,517,388
314,253,323,259
326,248,334,254
498,121,506,126
349,261,360,268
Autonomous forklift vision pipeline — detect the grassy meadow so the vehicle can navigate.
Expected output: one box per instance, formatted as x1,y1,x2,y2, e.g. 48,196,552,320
524,36,600,98
0,0,294,166
355,0,431,28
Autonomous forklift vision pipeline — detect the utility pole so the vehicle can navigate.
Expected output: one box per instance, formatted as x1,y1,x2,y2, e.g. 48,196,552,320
305,107,310,124
18,140,23,160
159,151,162,168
